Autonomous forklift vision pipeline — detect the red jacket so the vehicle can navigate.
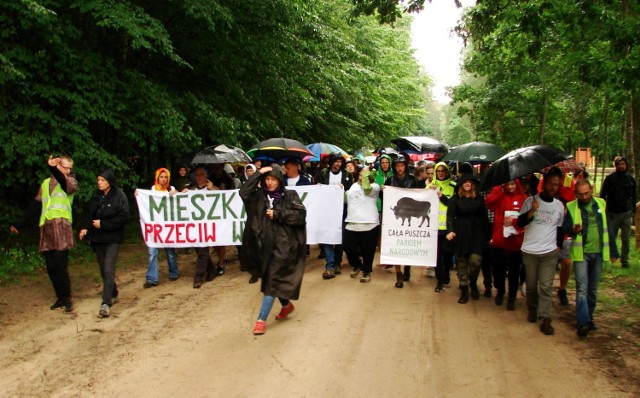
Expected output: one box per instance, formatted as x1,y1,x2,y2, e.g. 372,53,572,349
485,181,528,251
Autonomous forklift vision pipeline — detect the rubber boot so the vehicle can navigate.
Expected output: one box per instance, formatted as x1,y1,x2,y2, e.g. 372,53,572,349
470,283,480,300
458,286,469,304
403,266,411,282
395,272,404,288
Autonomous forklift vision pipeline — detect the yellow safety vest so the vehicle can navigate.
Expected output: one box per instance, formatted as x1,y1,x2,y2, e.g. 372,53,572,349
567,198,610,262
427,180,455,230
39,178,73,226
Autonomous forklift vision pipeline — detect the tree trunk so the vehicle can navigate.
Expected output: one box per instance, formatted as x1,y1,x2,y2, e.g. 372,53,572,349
539,94,548,145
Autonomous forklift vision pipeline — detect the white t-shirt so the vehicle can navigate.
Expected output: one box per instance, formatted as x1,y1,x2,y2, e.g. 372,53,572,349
345,182,380,225
520,195,565,255
329,170,342,186
287,175,300,187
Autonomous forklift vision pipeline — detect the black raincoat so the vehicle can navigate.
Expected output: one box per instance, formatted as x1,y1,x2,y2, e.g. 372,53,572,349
239,166,307,300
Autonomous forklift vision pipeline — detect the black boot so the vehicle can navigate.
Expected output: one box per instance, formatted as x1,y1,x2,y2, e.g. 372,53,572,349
470,283,480,300
458,286,469,304
495,291,505,306
395,272,404,288
403,266,411,282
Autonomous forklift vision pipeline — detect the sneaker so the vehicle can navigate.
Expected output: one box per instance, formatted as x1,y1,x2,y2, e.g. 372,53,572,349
275,303,295,320
99,303,110,318
519,282,527,297
434,284,445,293
540,318,554,335
403,267,411,282
557,289,569,306
588,322,598,331
193,281,202,289
426,268,436,278
484,287,492,298
322,269,335,280
317,252,326,259
215,266,225,276
169,276,179,281
350,267,360,278
334,264,342,275
253,320,266,335
143,281,158,289
527,307,537,323
248,275,259,284
506,297,516,311
494,294,504,306
50,298,65,310
360,272,371,283
63,300,74,313
577,325,590,337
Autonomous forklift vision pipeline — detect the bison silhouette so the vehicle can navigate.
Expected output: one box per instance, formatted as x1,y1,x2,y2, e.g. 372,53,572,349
390,197,431,227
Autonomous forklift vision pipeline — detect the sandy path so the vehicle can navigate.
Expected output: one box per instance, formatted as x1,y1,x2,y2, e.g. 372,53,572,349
0,246,631,397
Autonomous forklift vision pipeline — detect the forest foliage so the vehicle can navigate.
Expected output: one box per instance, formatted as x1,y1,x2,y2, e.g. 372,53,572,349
1,0,431,226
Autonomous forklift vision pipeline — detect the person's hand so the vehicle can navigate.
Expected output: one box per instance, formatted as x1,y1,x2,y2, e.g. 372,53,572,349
446,232,456,241
92,219,101,229
47,155,59,167
573,224,583,234
206,179,217,190
134,189,139,197
169,189,178,196
265,209,274,220
530,198,540,212
9,225,19,235
79,229,88,240
503,217,515,227
260,166,273,174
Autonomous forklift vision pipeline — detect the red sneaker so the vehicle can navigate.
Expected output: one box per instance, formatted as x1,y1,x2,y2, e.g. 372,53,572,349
253,320,266,335
275,302,295,320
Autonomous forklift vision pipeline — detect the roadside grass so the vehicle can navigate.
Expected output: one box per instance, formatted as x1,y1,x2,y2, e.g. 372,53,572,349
598,238,640,335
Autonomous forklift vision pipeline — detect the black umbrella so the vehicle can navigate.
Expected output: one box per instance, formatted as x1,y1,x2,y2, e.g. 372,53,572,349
480,145,571,190
443,141,506,163
246,138,314,161
391,136,448,154
191,144,252,165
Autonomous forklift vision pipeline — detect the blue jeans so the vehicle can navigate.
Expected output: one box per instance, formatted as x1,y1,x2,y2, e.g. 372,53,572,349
146,247,179,284
323,244,343,270
257,295,289,321
574,253,603,328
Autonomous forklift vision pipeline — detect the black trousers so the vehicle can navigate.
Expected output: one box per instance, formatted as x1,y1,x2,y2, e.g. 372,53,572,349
194,247,215,283
93,243,120,305
343,226,379,273
43,250,71,299
492,247,522,298
435,234,453,285
481,248,493,288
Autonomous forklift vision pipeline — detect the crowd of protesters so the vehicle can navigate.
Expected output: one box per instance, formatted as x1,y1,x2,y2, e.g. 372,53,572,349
9,150,635,338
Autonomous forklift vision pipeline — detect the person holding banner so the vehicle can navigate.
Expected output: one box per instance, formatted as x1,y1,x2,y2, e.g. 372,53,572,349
79,170,130,318
426,162,456,292
383,155,420,288
239,165,307,335
190,166,219,289
317,152,353,279
344,167,380,283
140,168,180,288
446,173,489,304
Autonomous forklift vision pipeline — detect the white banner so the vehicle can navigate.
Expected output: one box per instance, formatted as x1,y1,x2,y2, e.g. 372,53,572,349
135,185,344,248
380,186,439,267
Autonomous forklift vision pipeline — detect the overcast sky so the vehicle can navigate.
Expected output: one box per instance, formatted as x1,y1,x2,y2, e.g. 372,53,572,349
410,0,475,103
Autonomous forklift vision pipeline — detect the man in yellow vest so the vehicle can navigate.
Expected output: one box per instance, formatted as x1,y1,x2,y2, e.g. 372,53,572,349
563,180,619,337
10,155,78,312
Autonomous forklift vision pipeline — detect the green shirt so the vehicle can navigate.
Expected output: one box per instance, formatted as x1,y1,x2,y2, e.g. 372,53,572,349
583,201,601,254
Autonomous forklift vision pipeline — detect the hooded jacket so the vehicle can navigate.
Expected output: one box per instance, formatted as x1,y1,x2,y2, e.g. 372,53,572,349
426,162,456,231
384,156,419,188
374,154,393,211
317,152,354,189
81,170,130,244
153,168,174,191
485,180,527,251
239,166,307,300
600,167,637,213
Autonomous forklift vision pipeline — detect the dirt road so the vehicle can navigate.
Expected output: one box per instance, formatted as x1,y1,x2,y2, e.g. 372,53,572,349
0,245,635,397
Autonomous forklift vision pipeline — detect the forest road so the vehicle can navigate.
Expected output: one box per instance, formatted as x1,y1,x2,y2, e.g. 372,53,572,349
0,245,634,397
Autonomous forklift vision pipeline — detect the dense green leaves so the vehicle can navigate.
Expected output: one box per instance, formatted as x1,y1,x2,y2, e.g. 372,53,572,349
0,0,429,226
